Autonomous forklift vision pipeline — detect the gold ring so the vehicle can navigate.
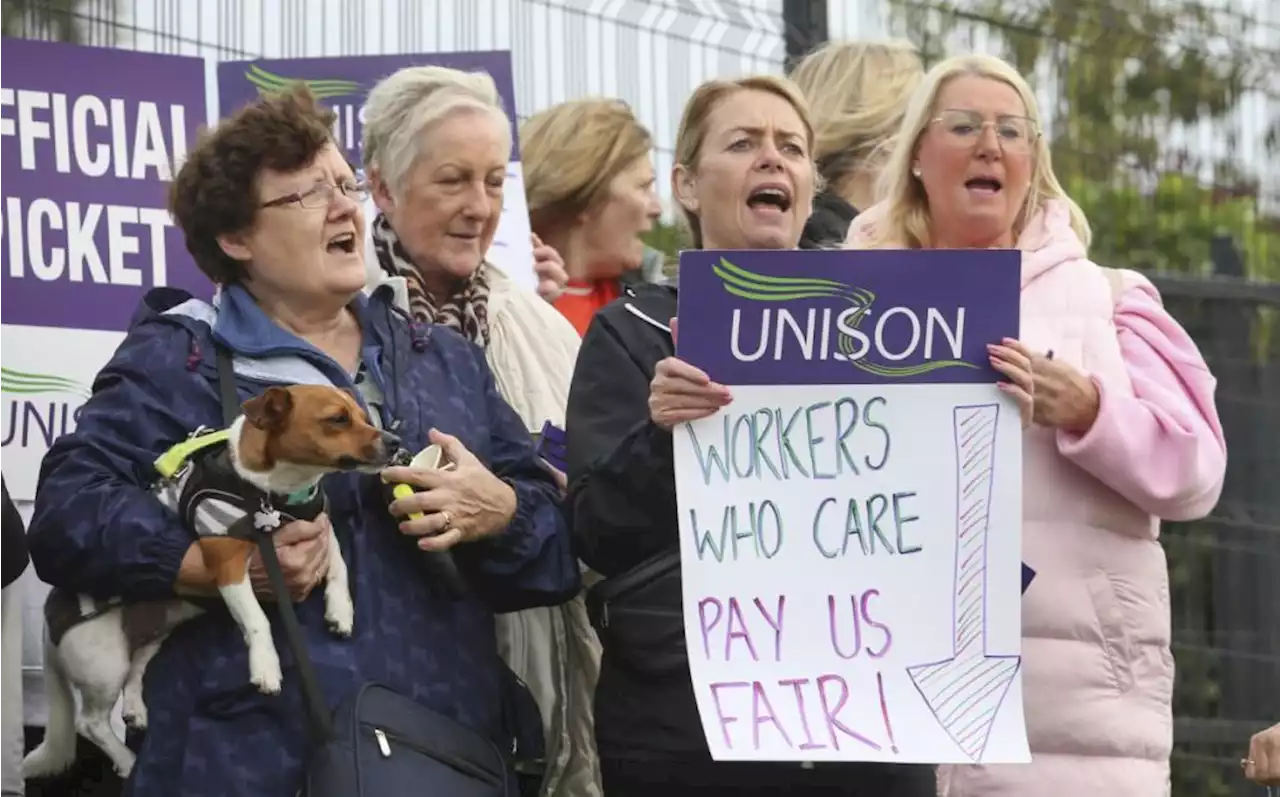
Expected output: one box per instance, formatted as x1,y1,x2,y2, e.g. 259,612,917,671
439,511,452,531
1243,758,1254,769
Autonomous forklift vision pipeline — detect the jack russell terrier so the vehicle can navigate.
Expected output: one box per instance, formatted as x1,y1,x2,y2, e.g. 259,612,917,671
23,384,400,781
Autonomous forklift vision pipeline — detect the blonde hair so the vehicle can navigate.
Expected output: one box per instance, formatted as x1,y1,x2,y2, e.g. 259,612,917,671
673,74,818,248
362,65,512,198
856,53,1090,250
791,39,923,203
521,99,653,237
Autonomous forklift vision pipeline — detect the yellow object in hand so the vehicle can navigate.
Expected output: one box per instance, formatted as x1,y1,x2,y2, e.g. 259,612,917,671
384,444,453,523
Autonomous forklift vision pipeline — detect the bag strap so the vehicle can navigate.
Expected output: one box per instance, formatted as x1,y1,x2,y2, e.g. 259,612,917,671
214,345,335,744
1101,267,1126,308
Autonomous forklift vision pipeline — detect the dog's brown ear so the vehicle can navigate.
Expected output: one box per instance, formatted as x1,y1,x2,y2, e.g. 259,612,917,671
241,387,293,431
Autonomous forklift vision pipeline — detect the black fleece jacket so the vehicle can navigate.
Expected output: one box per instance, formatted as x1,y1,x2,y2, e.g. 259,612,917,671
2,478,30,588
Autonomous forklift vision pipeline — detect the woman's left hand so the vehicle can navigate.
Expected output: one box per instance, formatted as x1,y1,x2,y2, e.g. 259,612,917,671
384,429,518,552
531,234,569,303
1245,723,1280,785
989,338,1100,434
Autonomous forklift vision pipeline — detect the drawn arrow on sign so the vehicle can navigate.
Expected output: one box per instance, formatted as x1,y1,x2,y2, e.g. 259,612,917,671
906,403,1021,762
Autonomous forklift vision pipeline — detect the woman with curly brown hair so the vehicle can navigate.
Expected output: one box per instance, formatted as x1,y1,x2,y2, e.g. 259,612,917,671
24,85,579,797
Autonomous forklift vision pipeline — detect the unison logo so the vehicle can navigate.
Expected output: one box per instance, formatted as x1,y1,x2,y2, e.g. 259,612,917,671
714,258,976,377
1,367,90,449
1,368,90,397
244,66,361,99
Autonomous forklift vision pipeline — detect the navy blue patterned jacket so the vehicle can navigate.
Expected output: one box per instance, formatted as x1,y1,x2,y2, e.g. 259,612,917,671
27,283,581,796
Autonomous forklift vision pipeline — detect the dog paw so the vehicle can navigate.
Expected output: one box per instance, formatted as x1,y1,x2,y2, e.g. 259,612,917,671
113,756,135,780
325,589,355,637
121,699,148,731
248,644,283,695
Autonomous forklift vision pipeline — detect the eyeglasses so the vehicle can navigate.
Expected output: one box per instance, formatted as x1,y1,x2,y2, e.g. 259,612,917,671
930,109,1039,154
260,180,370,210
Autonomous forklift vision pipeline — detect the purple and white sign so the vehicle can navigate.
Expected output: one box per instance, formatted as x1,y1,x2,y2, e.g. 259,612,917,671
671,249,1030,764
1,38,210,500
1,38,210,332
217,52,536,292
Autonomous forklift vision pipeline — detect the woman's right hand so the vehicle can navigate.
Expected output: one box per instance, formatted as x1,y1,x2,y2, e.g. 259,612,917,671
247,514,333,602
649,319,733,430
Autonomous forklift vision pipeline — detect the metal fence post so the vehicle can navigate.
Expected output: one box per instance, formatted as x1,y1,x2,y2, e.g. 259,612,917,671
782,0,828,72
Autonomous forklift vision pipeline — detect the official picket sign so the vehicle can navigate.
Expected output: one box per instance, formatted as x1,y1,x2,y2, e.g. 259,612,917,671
672,249,1031,764
1,38,210,500
217,52,538,294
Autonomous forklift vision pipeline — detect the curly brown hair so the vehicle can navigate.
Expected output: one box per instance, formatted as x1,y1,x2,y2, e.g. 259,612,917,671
169,84,337,284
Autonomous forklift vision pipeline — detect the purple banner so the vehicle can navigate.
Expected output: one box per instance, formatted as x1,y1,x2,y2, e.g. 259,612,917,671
0,38,211,332
216,52,520,165
675,249,1021,386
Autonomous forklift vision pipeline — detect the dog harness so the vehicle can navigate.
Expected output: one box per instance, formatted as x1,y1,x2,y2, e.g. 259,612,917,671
152,426,328,541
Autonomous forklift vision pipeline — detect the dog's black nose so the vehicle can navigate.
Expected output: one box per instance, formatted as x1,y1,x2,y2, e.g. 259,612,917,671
380,430,402,451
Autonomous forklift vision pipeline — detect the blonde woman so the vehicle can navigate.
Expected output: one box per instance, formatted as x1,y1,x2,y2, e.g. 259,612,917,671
846,54,1226,796
565,74,936,797
361,66,602,797
791,38,923,246
522,99,665,336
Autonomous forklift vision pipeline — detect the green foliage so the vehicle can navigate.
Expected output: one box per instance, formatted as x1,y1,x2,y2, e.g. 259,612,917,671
641,222,686,277
1069,172,1279,282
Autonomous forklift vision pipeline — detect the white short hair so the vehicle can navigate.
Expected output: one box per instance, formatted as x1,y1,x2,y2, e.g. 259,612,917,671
362,66,512,197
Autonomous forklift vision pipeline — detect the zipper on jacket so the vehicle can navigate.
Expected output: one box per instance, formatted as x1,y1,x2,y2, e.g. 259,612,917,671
363,725,503,787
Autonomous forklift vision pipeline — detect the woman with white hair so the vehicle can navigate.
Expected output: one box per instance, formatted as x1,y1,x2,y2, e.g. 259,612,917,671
846,53,1227,796
361,66,602,797
790,38,923,247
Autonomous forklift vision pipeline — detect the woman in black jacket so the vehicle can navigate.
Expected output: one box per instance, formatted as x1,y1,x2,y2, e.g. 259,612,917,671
791,39,923,249
566,74,935,797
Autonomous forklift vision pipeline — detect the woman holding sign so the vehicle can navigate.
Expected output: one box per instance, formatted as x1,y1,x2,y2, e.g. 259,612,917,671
566,75,937,797
843,54,1227,797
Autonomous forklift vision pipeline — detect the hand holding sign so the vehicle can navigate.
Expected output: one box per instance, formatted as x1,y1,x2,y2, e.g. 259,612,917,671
649,355,734,431
988,339,1034,429
1025,346,1100,434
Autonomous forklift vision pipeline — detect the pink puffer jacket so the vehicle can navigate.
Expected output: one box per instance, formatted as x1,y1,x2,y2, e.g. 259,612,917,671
848,200,1227,797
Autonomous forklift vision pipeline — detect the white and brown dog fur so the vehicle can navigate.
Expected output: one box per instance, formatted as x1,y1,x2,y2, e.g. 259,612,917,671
23,385,399,780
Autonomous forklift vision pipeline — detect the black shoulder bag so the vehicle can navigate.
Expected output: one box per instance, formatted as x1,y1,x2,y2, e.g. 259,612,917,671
213,345,516,797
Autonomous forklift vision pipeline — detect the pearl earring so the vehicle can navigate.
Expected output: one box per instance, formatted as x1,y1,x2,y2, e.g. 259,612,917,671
912,165,922,178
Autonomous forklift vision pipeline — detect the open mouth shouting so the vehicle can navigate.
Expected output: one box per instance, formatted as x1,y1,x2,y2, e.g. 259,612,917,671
746,183,793,218
964,174,1003,199
326,231,357,255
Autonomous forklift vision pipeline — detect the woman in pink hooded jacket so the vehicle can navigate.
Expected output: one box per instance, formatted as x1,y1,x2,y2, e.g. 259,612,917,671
845,54,1227,797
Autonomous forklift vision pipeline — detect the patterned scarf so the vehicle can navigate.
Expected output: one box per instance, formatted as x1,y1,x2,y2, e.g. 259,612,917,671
370,214,491,346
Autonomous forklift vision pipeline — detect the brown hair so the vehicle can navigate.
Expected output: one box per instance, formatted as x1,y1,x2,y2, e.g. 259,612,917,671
169,84,337,284
673,75,817,248
521,99,653,237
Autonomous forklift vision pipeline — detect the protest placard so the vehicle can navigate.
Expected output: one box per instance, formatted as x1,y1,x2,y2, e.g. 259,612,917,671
1,38,210,500
217,52,537,293
672,249,1030,764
